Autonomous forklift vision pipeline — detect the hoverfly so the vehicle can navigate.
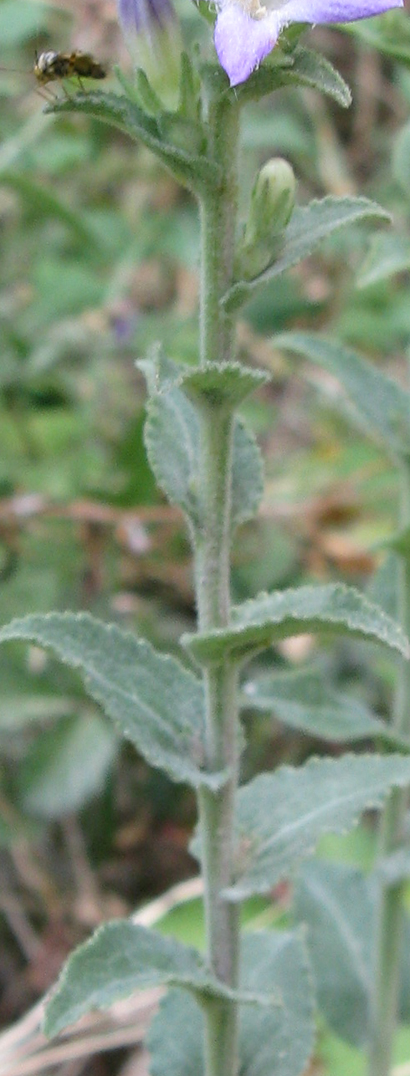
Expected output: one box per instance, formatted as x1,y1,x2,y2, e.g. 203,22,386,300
33,50,107,88
0,49,107,102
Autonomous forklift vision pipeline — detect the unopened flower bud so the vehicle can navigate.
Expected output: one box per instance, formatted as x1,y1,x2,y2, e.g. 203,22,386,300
238,157,296,280
117,0,182,106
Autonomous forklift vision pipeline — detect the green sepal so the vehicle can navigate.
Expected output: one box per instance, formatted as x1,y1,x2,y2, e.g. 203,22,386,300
133,68,164,116
178,51,202,122
183,583,410,666
46,91,221,194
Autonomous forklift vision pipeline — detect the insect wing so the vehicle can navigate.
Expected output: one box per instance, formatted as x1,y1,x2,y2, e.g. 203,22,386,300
69,53,106,80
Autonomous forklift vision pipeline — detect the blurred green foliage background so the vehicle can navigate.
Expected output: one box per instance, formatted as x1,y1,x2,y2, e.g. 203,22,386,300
2,0,410,1071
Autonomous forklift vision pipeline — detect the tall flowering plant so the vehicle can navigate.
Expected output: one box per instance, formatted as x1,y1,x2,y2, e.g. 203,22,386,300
1,2,410,1076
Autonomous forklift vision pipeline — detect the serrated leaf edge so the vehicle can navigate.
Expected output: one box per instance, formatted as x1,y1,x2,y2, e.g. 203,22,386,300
183,582,410,661
225,752,410,899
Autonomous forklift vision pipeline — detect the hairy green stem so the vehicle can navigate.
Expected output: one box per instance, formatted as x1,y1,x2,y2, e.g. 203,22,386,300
367,464,410,1076
194,89,241,1076
199,95,239,370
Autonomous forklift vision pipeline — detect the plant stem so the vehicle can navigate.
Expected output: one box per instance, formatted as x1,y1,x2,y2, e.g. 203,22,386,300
195,89,241,1076
199,94,239,370
367,462,410,1076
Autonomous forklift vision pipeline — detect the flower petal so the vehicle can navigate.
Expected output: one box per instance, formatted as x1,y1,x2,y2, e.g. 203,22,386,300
214,5,281,85
274,0,402,25
118,0,177,34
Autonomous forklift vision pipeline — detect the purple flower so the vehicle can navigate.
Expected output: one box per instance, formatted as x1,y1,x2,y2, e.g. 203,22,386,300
117,0,182,102
214,0,403,86
118,0,178,42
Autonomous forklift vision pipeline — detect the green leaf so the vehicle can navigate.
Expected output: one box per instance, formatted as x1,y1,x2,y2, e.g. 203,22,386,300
230,51,294,105
366,554,400,622
0,172,100,251
181,363,269,409
231,423,264,532
342,9,410,66
242,667,409,749
382,524,410,560
144,368,200,528
18,714,117,819
377,847,410,884
223,754,410,900
393,121,410,195
149,989,202,1076
0,614,220,790
274,332,410,458
0,0,65,45
239,931,315,1076
0,695,75,731
222,198,389,312
183,583,410,665
44,922,263,1037
294,859,410,1046
143,358,264,535
236,45,350,109
294,861,372,1047
357,232,410,288
282,46,351,107
148,930,315,1076
48,91,220,193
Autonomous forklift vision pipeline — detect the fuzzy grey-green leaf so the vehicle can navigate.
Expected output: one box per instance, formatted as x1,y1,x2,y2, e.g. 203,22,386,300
393,120,410,194
184,583,410,665
357,232,410,288
181,362,269,410
143,363,263,534
276,331,410,457
294,861,372,1046
148,929,315,1076
225,754,410,900
223,198,389,312
239,931,315,1076
283,46,351,107
19,713,117,818
44,922,258,1037
0,614,219,789
144,381,199,526
48,91,221,192
294,859,410,1045
242,667,409,748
